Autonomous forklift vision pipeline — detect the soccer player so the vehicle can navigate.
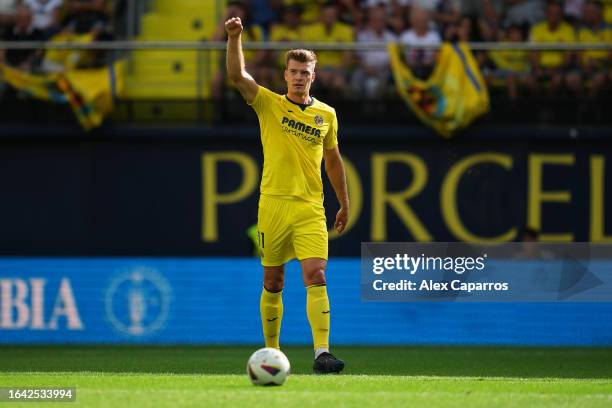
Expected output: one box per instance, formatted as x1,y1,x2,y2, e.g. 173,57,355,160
224,16,349,374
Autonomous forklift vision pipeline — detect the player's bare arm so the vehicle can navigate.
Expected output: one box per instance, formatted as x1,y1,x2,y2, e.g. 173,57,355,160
225,17,258,104
324,146,349,233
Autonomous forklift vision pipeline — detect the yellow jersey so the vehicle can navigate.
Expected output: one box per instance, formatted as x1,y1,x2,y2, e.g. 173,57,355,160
488,49,530,72
529,21,576,67
248,86,338,204
302,22,354,68
578,24,612,66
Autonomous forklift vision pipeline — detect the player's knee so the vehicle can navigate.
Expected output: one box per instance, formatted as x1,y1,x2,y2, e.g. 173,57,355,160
264,282,284,292
264,275,284,292
305,268,326,286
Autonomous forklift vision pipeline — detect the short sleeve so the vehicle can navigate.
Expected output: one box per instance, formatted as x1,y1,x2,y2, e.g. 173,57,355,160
324,111,338,150
248,85,275,115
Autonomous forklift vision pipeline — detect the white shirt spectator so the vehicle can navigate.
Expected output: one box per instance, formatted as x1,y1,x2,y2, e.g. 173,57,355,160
357,29,397,70
505,0,545,26
564,0,585,20
23,0,62,31
400,29,441,66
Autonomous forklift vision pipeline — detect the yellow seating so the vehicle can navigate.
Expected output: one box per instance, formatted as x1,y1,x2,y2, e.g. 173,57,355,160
155,0,223,22
123,48,217,99
111,100,211,122
140,13,216,41
123,0,223,100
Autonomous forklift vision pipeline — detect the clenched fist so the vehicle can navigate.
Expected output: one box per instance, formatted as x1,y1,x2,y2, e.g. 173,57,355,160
225,17,243,38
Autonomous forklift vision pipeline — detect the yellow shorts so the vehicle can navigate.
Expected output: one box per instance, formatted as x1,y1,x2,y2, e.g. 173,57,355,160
257,194,328,266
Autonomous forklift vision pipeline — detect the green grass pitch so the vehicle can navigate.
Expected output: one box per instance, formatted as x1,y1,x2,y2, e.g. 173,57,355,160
1,346,611,407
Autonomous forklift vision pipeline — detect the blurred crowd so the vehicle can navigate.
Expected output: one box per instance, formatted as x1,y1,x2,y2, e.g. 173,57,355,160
0,0,119,72
0,0,610,103
214,0,612,101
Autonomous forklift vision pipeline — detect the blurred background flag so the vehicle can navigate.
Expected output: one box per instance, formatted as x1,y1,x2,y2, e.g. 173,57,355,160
389,42,489,138
0,59,124,131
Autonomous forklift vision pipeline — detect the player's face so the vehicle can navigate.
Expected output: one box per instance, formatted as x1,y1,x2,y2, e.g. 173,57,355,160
284,59,316,97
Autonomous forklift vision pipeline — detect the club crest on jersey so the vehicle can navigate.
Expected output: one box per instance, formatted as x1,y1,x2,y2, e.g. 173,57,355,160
314,115,324,126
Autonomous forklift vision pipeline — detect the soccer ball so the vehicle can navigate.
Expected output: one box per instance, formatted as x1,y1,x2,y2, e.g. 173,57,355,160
246,347,290,386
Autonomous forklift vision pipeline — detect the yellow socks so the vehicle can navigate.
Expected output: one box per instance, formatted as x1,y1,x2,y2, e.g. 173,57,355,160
261,284,330,352
260,287,283,349
306,284,330,351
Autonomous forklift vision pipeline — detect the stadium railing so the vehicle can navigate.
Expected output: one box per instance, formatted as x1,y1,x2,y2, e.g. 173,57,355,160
0,41,610,128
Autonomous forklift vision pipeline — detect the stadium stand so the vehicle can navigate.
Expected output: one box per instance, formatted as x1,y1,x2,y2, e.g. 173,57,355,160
0,0,610,126
122,0,222,100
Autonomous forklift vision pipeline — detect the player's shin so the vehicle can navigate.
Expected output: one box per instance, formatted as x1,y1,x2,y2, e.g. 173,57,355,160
306,284,330,357
260,287,283,349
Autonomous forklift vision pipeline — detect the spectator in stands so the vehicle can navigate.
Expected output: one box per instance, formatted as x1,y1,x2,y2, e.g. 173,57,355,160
564,0,585,25
485,24,531,101
527,0,576,97
23,0,62,38
302,1,354,96
61,0,111,35
403,0,461,31
0,0,18,34
270,5,303,49
387,10,407,38
361,0,410,17
212,0,269,98
504,0,545,27
250,0,281,34
574,0,611,98
456,0,498,41
351,5,396,98
0,5,44,70
400,7,441,79
269,5,303,90
444,14,469,40
337,0,364,28
283,0,326,24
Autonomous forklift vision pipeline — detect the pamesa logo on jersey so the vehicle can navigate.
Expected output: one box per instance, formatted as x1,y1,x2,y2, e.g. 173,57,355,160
105,266,171,336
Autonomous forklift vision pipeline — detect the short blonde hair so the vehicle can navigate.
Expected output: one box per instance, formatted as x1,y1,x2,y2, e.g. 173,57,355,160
285,49,317,68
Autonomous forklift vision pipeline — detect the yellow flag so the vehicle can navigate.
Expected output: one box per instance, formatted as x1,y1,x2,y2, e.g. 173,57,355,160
1,60,124,131
388,42,489,138
44,32,97,70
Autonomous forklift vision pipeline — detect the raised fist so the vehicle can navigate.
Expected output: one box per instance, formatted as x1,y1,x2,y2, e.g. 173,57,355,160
225,17,243,38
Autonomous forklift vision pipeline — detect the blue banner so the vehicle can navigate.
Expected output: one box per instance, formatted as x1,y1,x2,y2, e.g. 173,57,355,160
1,258,611,345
